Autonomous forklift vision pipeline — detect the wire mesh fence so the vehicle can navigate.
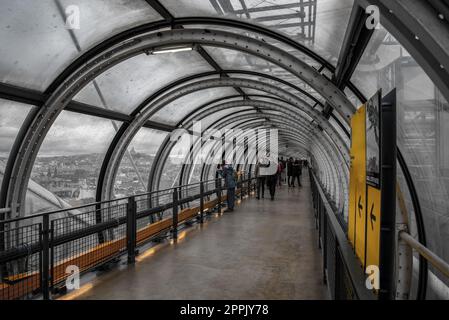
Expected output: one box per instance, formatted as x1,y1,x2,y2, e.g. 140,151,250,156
0,177,255,300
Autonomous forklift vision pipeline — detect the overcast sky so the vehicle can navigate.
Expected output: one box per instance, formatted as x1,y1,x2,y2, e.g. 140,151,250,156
0,102,167,158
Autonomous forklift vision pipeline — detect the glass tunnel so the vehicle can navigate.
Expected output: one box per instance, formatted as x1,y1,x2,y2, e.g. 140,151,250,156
0,0,449,303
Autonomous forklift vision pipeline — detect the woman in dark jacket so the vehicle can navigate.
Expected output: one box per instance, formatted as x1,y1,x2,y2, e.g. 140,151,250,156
292,159,302,187
287,157,294,187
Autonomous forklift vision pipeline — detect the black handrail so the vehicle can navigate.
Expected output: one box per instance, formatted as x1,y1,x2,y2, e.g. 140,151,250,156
0,176,256,300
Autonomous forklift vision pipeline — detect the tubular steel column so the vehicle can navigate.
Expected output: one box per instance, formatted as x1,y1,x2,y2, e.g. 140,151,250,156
200,182,204,224
217,178,222,213
41,213,50,300
172,188,179,240
379,90,397,300
126,197,137,264
247,172,252,197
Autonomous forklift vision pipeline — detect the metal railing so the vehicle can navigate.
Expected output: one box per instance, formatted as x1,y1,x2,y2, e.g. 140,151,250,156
0,175,256,300
310,168,449,300
309,169,375,300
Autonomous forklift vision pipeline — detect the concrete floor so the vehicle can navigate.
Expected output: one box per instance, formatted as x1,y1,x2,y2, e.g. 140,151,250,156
72,176,328,300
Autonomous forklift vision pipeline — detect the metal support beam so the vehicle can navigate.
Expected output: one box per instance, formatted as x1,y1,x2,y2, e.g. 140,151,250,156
144,0,246,97
254,13,306,22
356,0,449,105
324,3,374,118
233,2,313,15
3,19,359,218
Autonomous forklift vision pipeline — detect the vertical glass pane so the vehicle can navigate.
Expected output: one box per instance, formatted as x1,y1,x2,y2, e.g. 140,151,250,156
159,134,200,189
28,112,118,213
352,26,449,297
114,128,168,197
0,99,34,194
74,51,213,114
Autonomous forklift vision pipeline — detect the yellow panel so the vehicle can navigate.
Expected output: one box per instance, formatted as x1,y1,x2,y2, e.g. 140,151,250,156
348,105,367,267
366,185,381,270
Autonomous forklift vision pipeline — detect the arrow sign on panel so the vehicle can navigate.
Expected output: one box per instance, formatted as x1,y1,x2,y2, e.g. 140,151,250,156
358,196,363,217
370,203,376,230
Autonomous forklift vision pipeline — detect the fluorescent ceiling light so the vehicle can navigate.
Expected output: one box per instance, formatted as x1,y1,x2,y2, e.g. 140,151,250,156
151,45,193,54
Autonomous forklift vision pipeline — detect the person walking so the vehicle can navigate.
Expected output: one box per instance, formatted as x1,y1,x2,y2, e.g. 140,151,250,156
281,157,287,184
287,157,294,187
277,158,284,187
219,160,236,212
255,159,266,200
292,159,302,187
266,160,281,201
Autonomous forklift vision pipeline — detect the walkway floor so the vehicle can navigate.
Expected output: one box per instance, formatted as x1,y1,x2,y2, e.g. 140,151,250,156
71,176,328,300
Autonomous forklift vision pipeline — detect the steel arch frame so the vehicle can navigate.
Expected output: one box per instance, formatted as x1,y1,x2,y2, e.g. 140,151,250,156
147,93,349,198
173,112,347,208
175,101,338,187
105,77,350,202
5,28,358,217
356,0,449,104
203,122,347,211
198,123,344,211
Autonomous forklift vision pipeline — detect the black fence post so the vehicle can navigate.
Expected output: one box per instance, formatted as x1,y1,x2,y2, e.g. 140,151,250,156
217,179,222,213
247,173,251,197
126,197,137,264
200,182,204,224
50,220,55,293
41,213,50,300
172,187,178,239
240,176,244,201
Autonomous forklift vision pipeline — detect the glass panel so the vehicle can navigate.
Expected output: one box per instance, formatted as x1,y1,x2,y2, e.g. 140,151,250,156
0,0,78,90
114,128,168,197
59,0,161,50
161,0,217,16
159,135,201,189
329,117,349,147
352,26,449,295
28,112,118,212
162,0,354,65
74,51,213,114
187,23,323,70
0,99,34,194
195,107,254,129
204,46,324,104
150,87,237,125
227,72,318,106
0,0,161,91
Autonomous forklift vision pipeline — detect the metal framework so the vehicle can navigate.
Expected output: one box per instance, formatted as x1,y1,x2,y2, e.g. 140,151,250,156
101,77,351,203
0,0,447,301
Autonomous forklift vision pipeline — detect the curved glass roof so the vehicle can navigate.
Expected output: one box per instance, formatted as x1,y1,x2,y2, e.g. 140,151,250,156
1,1,449,280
